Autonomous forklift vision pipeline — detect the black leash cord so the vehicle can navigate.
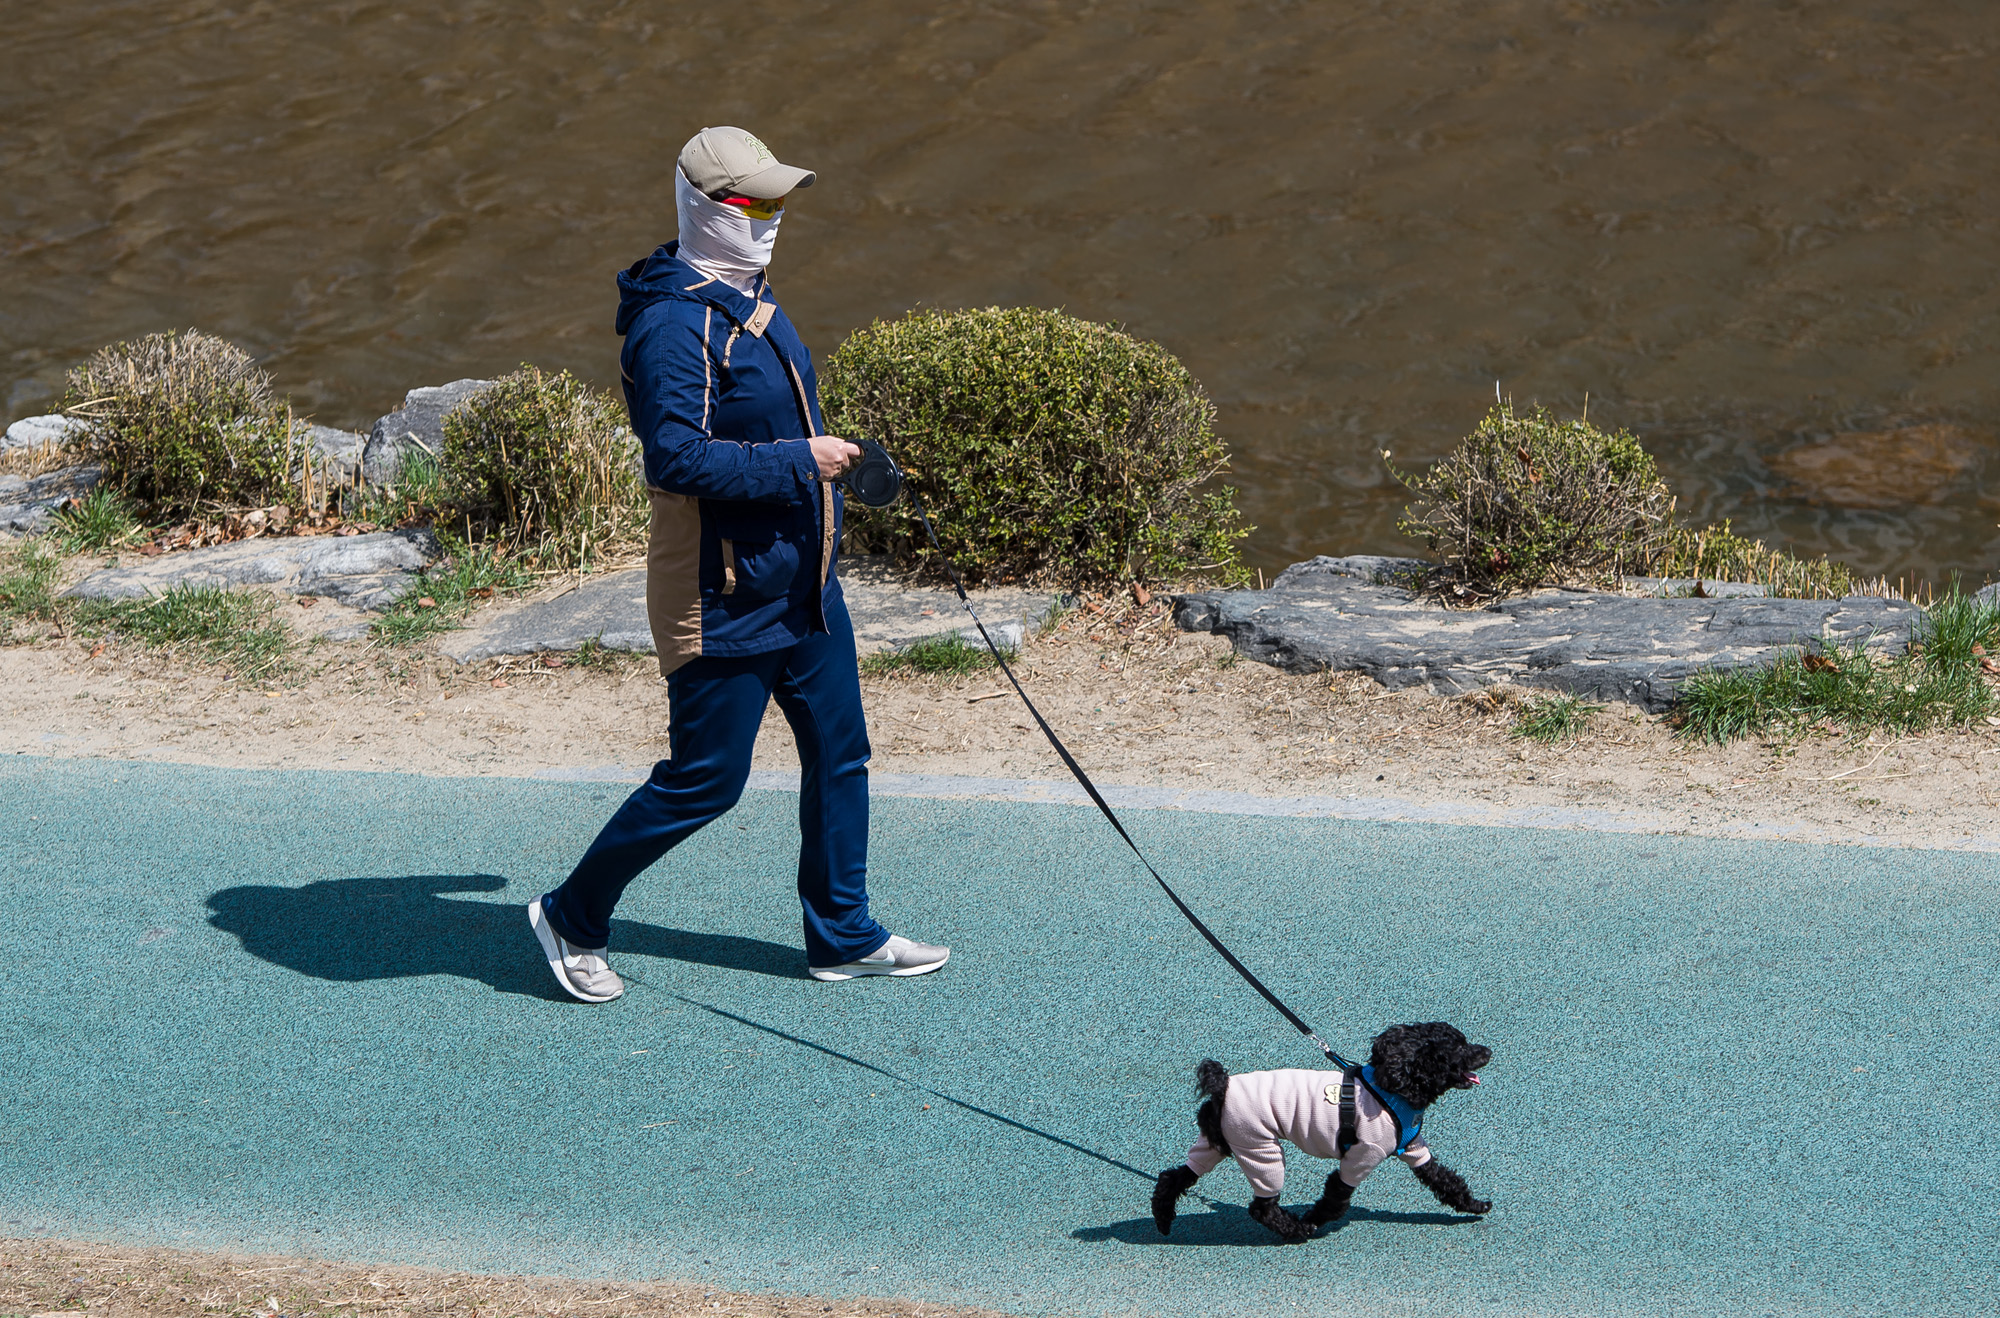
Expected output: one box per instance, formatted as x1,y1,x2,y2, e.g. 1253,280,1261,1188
906,494,1351,1072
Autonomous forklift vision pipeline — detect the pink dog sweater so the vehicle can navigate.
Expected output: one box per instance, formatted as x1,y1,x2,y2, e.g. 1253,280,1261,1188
1184,1067,1433,1198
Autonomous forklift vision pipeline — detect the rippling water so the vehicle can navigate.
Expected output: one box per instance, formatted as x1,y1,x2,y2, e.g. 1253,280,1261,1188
4,1,1997,580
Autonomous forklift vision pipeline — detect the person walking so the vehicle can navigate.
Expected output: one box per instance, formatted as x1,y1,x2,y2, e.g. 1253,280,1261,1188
528,126,948,1000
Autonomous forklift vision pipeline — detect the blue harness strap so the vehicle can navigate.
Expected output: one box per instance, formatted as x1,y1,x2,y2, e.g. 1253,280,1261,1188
1355,1064,1426,1153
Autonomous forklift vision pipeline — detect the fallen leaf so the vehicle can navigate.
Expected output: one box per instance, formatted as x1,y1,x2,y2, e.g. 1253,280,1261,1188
416,596,437,609
138,543,163,557
469,586,495,599
87,642,104,660
491,679,509,689
295,596,316,609
540,654,567,669
1130,582,1151,607
1802,652,1837,673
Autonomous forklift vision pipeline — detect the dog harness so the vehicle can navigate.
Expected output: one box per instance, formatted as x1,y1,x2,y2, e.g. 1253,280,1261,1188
1337,1065,1425,1156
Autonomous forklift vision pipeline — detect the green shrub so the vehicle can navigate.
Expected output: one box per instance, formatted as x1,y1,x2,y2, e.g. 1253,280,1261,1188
440,366,644,567
1387,403,1674,600
1647,520,1856,600
822,307,1248,587
62,329,292,511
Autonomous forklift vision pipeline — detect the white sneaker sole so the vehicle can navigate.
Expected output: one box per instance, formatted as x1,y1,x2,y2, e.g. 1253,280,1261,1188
527,898,622,1003
808,948,950,982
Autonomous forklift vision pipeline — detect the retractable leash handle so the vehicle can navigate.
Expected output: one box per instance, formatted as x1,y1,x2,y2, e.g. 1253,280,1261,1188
901,488,1351,1072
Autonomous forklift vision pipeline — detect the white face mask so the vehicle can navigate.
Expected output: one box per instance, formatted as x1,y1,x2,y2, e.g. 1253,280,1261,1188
675,167,782,295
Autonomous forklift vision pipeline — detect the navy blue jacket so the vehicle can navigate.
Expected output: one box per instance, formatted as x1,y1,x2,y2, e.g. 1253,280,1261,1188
615,243,845,666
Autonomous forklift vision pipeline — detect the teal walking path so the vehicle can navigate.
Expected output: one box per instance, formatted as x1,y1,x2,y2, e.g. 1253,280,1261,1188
1,756,1994,1316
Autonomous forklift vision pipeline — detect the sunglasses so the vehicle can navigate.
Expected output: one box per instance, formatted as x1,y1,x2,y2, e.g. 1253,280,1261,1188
712,193,787,221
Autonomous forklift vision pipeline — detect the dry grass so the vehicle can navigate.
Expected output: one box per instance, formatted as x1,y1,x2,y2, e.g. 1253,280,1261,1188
0,441,80,478
0,1238,1007,1318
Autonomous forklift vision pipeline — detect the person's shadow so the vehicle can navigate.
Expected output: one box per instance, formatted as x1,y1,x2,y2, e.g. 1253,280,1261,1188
1074,1203,1477,1247
205,874,810,998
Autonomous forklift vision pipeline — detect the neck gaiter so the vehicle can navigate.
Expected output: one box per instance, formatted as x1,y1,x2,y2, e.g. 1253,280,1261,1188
675,166,782,296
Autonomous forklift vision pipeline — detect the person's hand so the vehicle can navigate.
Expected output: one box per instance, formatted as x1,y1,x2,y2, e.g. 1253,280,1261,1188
810,435,863,480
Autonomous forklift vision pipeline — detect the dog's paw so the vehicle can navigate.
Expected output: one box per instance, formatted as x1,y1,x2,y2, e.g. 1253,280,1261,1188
1246,1196,1314,1243
1151,1166,1197,1236
1466,1198,1492,1215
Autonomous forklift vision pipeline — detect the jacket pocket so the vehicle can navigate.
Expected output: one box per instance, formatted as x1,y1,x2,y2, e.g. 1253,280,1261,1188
715,532,800,601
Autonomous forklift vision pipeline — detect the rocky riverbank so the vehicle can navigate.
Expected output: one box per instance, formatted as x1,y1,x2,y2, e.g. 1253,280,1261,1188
1174,554,1932,711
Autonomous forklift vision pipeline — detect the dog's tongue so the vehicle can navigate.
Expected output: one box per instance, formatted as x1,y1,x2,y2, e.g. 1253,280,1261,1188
1464,1072,1481,1085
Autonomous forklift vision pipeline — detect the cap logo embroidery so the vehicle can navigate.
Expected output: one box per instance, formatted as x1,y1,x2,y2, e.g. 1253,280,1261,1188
744,133,773,163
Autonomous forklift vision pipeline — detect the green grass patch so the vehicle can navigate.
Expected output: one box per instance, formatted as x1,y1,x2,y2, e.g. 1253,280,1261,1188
860,631,1014,677
1672,586,2000,743
371,541,535,646
347,449,451,531
49,487,144,553
73,585,294,678
0,540,64,640
1510,692,1605,744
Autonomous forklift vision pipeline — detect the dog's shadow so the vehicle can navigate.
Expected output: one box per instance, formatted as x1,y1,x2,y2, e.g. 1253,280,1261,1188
1076,1204,1478,1247
205,873,810,999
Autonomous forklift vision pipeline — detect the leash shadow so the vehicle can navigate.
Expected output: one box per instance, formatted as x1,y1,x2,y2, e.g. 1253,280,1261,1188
205,873,810,997
1076,1202,1481,1247
677,994,1158,1184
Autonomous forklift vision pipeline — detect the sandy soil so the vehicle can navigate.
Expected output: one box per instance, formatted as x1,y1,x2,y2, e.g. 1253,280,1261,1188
0,1237,999,1318
3,585,1998,850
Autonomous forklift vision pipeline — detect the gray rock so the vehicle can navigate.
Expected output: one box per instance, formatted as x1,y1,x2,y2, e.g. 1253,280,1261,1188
439,569,654,662
2,413,88,454
363,379,495,485
63,528,439,612
0,464,106,534
298,423,366,482
1273,554,1432,588
1622,577,1771,599
1175,569,1922,711
840,556,1060,656
437,554,1062,664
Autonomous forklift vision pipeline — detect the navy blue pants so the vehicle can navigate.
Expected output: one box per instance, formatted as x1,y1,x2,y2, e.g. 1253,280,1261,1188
541,598,887,969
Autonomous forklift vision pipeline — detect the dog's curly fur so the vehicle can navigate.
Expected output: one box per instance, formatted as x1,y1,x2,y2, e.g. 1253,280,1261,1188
1151,1022,1493,1242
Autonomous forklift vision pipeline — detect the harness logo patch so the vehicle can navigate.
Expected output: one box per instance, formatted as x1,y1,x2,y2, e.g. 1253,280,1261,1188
1324,1083,1340,1106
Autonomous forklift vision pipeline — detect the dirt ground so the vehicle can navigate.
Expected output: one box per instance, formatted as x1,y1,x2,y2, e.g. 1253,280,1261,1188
3,584,1999,851
0,1237,999,1318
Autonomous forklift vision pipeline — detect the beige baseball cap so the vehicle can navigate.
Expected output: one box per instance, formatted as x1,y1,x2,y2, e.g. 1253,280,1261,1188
678,127,816,199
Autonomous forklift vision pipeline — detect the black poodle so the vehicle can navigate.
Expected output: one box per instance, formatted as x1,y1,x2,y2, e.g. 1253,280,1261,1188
1151,1022,1493,1242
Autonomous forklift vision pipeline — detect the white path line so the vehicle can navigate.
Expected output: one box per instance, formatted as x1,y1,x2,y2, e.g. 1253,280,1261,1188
525,763,2000,854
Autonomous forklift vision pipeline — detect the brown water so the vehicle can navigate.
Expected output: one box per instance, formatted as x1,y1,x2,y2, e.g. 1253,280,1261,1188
5,1,1998,580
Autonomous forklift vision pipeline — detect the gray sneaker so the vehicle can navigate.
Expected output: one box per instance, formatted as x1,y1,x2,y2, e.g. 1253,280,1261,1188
809,933,950,982
527,897,624,1002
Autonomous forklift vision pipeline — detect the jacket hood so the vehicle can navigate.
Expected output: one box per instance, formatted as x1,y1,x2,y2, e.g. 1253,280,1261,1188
616,241,766,337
